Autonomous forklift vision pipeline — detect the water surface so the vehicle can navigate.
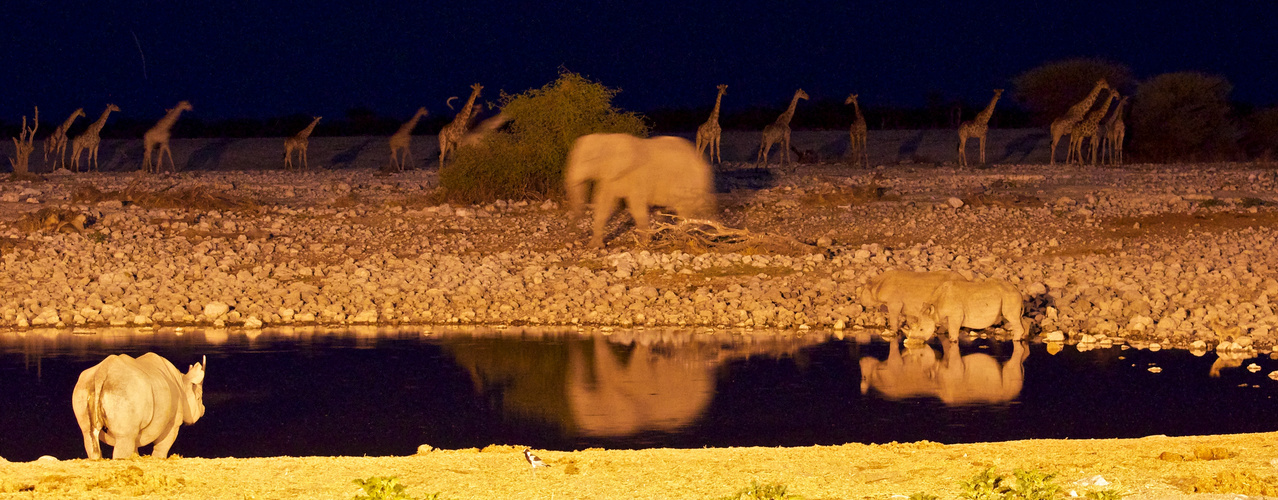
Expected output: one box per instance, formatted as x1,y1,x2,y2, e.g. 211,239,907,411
1,327,1274,462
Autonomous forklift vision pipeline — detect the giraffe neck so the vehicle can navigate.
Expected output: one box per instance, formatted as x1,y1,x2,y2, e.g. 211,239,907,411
708,91,725,121
777,94,802,126
851,101,864,123
399,111,427,134
974,94,1001,125
88,109,114,134
1068,84,1108,121
457,90,481,124
57,114,81,134
297,119,321,139
155,108,186,132
1105,99,1127,127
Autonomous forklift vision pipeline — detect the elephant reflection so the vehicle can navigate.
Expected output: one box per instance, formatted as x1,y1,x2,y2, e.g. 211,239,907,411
444,331,821,437
567,335,715,436
860,339,1028,405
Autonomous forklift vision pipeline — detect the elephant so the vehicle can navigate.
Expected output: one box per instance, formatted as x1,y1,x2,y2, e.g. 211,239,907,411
564,133,716,247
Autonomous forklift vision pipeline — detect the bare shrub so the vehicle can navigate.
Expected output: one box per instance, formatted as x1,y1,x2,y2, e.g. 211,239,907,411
1241,107,1278,162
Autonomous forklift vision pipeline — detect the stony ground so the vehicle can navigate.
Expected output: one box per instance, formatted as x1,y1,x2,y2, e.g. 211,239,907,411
2,160,1278,355
4,158,1278,498
2,433,1276,499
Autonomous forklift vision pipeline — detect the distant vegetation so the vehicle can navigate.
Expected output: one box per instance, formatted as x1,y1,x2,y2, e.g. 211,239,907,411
439,70,649,203
3,59,1276,164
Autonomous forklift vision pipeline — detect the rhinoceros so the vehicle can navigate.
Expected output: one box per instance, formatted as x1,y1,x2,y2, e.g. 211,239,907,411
71,353,206,459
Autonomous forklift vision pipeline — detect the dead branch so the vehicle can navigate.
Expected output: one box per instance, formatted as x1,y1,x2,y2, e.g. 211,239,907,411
643,213,818,254
8,106,38,174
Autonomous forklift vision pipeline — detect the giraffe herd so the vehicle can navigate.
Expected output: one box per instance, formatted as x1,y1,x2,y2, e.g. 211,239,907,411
11,81,1131,174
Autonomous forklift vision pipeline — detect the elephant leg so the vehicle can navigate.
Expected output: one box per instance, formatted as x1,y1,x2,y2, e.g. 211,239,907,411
627,199,651,245
590,188,619,248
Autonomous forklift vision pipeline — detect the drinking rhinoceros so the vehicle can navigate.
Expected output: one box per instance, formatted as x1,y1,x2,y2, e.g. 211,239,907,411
71,353,206,459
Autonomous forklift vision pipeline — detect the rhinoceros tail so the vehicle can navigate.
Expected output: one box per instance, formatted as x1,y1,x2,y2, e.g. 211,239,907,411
86,371,108,458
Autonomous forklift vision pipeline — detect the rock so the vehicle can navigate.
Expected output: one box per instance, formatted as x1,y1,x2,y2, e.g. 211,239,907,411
1147,366,1162,373
416,444,434,455
1270,371,1278,381
946,197,964,208
1247,363,1261,373
36,455,58,462
203,302,230,319
1044,331,1066,342
243,316,263,329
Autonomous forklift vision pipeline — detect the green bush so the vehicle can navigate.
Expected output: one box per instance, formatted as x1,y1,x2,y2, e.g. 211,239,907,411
1129,72,1239,162
351,476,443,500
440,70,650,203
1013,59,1135,126
712,480,802,500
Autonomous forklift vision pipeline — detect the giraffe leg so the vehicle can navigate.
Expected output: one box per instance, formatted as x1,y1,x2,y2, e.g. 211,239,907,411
162,144,176,172
979,136,986,165
782,132,791,166
958,135,967,167
301,147,308,170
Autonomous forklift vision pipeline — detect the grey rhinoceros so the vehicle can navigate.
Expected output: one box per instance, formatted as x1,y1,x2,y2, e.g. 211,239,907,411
72,353,207,459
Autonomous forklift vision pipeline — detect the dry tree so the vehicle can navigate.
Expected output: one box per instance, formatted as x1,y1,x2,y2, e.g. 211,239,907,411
8,106,38,175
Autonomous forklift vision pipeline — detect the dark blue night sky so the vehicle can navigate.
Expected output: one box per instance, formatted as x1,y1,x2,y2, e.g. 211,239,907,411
4,1,1276,122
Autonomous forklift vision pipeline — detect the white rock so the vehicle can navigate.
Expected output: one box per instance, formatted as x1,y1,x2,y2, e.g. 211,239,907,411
1148,366,1162,373
1044,331,1066,342
946,197,964,208
1247,363,1261,373
243,316,263,329
204,302,230,318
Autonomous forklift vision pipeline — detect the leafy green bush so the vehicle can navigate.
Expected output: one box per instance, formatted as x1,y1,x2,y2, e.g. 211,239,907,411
352,476,442,500
712,480,802,500
440,70,650,203
1013,59,1135,126
1009,469,1062,500
960,467,1010,500
1129,72,1239,162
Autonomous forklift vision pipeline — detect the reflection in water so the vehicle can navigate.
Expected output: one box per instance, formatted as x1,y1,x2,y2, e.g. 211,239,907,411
441,329,825,437
860,339,1029,405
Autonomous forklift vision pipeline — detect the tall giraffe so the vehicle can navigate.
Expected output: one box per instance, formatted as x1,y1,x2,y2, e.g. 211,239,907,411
388,107,428,172
957,89,1004,167
284,116,322,170
1101,95,1129,166
845,93,868,167
44,108,85,170
756,89,808,166
142,100,193,173
1050,79,1109,165
70,104,120,172
438,83,483,165
696,84,728,164
1068,90,1117,166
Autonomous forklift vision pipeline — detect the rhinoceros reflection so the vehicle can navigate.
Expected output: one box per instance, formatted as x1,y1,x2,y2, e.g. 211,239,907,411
859,339,1028,405
442,330,823,437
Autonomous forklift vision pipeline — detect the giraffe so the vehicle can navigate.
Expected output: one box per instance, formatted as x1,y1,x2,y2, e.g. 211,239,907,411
44,108,85,170
1068,90,1117,166
845,93,868,167
142,101,193,173
388,107,428,172
696,84,728,164
69,104,120,172
1101,95,1129,166
284,116,322,170
957,89,1004,167
1050,79,1109,165
438,83,483,165
756,89,808,166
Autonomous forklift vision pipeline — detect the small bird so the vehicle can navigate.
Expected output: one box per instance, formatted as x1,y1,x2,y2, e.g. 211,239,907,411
523,448,550,469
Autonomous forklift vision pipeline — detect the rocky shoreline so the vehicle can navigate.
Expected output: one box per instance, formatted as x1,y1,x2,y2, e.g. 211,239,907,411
2,160,1278,353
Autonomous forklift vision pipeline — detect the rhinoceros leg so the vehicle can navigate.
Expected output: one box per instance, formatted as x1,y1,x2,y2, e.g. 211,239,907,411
150,419,182,458
111,433,139,459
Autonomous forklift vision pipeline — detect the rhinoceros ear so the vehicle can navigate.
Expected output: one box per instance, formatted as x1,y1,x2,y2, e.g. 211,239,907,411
188,360,205,385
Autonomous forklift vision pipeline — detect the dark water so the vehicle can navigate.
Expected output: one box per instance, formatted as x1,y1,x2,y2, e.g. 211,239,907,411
1,327,1275,462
